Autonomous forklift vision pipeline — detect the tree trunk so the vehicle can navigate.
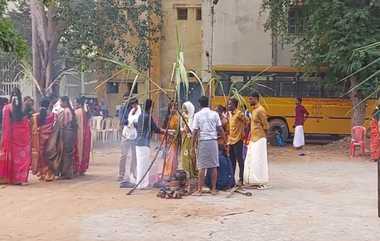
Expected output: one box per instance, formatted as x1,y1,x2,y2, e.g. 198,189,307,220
351,77,366,127
29,0,61,96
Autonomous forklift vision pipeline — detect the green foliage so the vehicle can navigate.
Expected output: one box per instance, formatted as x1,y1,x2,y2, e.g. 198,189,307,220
262,0,380,95
0,19,27,58
10,0,162,75
59,0,99,70
97,0,162,73
0,0,28,58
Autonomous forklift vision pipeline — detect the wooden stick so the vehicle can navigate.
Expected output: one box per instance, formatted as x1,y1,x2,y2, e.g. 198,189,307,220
127,121,170,195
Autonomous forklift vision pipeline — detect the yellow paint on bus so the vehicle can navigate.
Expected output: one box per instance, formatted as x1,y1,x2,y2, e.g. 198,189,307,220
211,65,376,138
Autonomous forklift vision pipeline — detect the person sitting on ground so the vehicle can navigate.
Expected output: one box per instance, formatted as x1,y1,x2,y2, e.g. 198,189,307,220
206,105,235,190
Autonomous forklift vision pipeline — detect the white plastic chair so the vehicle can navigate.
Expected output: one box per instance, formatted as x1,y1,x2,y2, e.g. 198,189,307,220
91,116,104,144
102,118,113,143
90,116,103,161
111,118,121,141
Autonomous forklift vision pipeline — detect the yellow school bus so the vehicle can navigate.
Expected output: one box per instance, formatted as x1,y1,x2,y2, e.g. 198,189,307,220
211,65,376,140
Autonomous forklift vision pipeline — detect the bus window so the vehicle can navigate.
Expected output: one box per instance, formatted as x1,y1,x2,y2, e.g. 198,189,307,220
297,81,321,97
279,81,297,97
321,83,348,98
255,81,278,97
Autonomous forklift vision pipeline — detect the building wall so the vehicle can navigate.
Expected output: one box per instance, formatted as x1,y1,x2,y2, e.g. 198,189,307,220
157,0,203,116
202,0,293,81
202,0,272,80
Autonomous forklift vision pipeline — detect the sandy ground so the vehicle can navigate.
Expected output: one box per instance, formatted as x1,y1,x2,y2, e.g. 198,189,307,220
0,143,379,241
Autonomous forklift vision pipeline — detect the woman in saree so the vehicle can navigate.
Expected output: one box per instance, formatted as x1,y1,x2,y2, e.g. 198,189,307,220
180,101,197,179
31,97,57,181
0,87,31,185
46,97,77,179
162,102,180,178
370,105,380,162
74,96,91,176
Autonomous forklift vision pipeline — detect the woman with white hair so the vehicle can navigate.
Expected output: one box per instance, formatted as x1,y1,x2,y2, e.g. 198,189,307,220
180,101,197,179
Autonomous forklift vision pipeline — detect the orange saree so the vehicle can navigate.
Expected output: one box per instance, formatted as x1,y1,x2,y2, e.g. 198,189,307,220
163,114,180,177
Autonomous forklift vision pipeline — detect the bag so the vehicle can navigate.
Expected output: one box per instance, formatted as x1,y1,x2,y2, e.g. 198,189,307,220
123,106,141,140
123,125,137,140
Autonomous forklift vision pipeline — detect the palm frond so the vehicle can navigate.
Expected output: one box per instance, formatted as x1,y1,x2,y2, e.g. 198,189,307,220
346,86,380,116
209,77,228,106
344,69,380,95
19,60,43,95
45,68,79,92
188,70,205,95
174,27,189,100
238,66,272,93
230,88,249,109
337,58,380,83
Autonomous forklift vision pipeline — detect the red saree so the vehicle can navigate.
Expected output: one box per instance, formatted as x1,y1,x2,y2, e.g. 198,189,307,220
370,118,380,161
74,108,91,175
31,113,56,181
0,104,31,184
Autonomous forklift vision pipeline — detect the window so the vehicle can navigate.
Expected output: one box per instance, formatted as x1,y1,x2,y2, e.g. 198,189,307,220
297,81,321,98
196,8,202,20
279,81,297,97
288,7,304,34
177,8,188,20
106,82,119,94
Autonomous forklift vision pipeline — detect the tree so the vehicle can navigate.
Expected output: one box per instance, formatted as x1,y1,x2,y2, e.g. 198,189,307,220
96,0,162,73
0,0,27,58
27,0,100,93
12,0,161,95
262,0,380,125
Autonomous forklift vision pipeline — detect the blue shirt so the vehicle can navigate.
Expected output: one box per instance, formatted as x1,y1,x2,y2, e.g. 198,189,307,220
135,112,160,147
119,103,132,126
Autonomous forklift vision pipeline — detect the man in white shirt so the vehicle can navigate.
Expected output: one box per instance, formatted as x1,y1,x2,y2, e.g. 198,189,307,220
192,96,225,195
119,98,141,186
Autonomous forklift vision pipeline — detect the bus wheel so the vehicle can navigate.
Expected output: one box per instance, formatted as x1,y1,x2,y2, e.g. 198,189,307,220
268,119,289,146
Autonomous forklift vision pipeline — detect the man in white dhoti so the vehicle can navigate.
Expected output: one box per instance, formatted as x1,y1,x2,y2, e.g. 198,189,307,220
119,98,141,188
134,99,163,189
293,97,309,150
244,91,270,189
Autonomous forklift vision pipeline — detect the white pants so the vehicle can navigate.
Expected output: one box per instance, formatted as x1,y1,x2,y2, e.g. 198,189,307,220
135,146,151,189
293,125,305,148
244,138,269,185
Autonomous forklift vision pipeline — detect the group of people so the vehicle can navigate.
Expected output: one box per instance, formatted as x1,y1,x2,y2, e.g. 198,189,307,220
0,87,91,185
118,91,290,195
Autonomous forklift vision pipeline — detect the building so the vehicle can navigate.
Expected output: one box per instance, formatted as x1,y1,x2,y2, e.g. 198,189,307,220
95,0,294,118
94,0,203,118
202,0,293,81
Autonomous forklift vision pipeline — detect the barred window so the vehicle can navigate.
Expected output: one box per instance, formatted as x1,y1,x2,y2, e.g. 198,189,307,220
196,8,202,21
177,8,188,20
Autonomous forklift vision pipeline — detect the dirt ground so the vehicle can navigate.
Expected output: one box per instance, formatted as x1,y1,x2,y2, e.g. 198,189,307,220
0,143,379,241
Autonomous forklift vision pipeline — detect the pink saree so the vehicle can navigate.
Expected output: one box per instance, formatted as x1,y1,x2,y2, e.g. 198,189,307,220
74,108,91,175
0,104,31,184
